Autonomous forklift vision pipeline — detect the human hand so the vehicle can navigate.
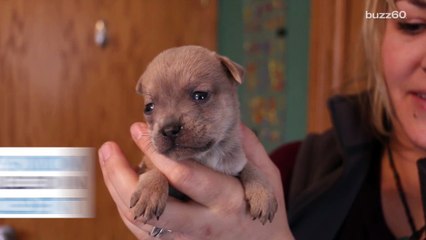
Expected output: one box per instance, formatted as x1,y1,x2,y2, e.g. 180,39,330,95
99,122,294,240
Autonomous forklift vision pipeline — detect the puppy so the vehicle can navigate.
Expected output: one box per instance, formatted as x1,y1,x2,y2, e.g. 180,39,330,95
130,45,277,224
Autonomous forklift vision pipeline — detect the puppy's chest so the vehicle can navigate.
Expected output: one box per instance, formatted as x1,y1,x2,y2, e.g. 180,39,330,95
195,147,247,176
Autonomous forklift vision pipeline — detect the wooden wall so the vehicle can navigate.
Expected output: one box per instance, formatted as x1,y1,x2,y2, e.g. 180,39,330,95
308,0,366,133
0,0,217,239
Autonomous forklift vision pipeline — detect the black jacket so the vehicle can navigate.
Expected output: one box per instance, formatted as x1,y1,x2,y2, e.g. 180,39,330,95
287,93,383,240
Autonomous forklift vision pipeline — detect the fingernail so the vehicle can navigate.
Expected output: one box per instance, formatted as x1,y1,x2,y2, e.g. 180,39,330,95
131,123,143,140
99,142,112,164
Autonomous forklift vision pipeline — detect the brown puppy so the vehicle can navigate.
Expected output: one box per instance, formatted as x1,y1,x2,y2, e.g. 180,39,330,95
131,45,277,225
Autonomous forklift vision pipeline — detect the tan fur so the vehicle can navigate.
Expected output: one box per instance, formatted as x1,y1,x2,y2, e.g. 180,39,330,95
130,45,277,224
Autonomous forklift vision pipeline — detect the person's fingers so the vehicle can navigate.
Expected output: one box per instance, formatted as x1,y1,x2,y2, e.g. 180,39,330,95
98,141,202,229
130,122,246,211
240,123,281,178
99,141,138,208
118,207,181,240
239,123,285,203
119,197,202,230
117,206,147,238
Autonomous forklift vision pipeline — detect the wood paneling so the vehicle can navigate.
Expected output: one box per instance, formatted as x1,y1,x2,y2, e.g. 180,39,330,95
0,0,217,239
308,0,365,133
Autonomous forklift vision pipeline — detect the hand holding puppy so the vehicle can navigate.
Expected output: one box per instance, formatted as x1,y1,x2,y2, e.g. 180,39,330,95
131,46,277,225
99,123,294,239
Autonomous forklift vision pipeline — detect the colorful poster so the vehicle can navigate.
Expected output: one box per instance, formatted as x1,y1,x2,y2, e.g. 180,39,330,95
240,0,287,152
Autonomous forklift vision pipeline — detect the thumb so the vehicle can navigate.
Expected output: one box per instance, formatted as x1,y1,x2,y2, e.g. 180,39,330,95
130,122,157,156
239,123,282,183
130,122,192,196
240,123,272,169
130,122,197,187
130,122,173,169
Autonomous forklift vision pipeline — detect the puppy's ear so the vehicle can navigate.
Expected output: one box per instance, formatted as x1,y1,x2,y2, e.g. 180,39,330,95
135,78,143,95
216,54,245,85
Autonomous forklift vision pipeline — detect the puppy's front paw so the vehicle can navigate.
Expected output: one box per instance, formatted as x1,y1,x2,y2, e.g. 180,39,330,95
130,170,168,222
244,181,278,225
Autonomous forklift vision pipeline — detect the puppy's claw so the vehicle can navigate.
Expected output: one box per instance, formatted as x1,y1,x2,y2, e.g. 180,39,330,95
130,192,141,209
268,211,275,223
130,169,169,223
244,181,278,225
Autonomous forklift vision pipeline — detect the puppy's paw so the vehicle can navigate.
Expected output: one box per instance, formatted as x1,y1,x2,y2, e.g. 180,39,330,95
130,170,168,222
244,181,278,225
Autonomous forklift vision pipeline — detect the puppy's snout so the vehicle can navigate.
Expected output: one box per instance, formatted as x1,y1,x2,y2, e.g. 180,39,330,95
161,123,183,138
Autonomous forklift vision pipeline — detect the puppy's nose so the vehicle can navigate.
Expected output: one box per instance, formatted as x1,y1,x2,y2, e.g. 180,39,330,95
161,123,183,138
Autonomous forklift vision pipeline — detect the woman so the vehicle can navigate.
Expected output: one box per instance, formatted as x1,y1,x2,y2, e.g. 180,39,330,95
98,0,426,239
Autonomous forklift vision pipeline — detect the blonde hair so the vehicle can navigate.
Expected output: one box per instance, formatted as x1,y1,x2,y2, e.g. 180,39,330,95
362,0,397,137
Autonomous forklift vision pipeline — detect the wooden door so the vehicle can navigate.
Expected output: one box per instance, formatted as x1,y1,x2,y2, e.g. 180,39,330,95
0,0,217,239
308,0,365,133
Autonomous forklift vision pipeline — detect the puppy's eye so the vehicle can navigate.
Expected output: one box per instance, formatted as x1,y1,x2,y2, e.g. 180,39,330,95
192,91,209,102
144,103,155,115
